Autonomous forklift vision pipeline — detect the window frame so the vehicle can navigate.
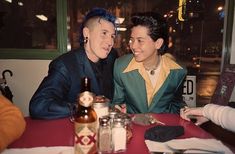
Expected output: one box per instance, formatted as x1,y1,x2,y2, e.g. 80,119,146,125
222,0,234,68
1,0,232,62
0,0,67,60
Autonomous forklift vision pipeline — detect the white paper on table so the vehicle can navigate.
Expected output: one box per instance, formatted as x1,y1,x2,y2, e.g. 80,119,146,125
2,146,74,154
145,137,233,154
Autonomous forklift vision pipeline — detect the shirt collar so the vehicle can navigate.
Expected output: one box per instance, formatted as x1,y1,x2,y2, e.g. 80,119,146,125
123,54,182,73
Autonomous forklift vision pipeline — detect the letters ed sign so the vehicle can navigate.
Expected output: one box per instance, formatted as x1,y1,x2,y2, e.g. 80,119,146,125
183,75,196,107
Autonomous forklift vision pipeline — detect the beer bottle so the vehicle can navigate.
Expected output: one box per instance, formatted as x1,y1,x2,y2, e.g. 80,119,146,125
74,77,97,154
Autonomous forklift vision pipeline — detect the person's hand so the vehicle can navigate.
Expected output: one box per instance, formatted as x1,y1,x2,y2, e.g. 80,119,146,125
180,107,209,125
114,104,127,113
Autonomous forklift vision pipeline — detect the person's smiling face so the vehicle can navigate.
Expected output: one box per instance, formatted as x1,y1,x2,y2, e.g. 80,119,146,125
129,25,162,65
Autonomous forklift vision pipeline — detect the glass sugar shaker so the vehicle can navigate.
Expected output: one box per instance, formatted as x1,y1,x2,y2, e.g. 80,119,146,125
112,117,126,153
93,95,109,127
98,116,112,153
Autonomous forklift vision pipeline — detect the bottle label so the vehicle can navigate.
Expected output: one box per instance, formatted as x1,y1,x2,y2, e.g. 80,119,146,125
74,122,97,154
79,91,94,107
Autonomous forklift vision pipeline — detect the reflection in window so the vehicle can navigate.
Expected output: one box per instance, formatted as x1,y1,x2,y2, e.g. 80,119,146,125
68,0,225,106
0,0,57,49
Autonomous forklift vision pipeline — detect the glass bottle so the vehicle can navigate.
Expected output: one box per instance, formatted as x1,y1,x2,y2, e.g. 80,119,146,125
80,77,91,92
74,77,98,154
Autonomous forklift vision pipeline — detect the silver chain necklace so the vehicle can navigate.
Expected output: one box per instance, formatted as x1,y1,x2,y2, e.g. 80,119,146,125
144,57,161,75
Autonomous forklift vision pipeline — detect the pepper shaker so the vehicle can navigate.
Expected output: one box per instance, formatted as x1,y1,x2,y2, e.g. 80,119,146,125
98,116,112,153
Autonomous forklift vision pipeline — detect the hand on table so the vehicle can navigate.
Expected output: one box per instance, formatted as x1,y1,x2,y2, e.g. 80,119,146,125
180,107,209,126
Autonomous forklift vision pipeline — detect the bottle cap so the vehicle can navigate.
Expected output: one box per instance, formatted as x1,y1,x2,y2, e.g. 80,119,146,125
113,117,125,127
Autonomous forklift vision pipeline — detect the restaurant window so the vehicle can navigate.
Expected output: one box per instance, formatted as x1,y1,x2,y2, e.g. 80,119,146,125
0,0,67,59
67,0,225,106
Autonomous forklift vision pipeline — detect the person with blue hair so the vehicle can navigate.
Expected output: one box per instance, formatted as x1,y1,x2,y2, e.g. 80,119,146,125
29,8,118,119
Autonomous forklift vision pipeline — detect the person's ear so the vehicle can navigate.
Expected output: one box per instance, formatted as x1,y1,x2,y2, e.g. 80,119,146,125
83,27,90,38
155,38,164,50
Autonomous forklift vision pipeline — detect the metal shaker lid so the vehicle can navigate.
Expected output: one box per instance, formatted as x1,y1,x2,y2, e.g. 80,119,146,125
99,115,110,126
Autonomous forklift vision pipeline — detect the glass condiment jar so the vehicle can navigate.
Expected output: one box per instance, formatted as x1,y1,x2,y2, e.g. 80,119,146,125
112,117,126,153
116,113,133,144
98,116,112,153
92,95,109,127
108,110,118,127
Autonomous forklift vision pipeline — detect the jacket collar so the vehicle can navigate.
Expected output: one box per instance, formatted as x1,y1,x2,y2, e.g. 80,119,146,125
123,54,182,73
74,48,101,94
123,54,183,104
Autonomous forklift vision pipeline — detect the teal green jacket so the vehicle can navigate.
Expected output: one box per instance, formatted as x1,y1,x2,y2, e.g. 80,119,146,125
111,54,187,114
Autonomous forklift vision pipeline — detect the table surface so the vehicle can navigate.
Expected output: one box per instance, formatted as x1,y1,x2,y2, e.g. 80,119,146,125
8,113,213,154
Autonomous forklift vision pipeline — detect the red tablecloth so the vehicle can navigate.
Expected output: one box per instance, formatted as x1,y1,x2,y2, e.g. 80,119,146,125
9,113,213,154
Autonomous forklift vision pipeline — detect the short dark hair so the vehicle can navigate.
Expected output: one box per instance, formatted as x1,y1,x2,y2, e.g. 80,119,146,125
79,8,117,46
130,12,169,54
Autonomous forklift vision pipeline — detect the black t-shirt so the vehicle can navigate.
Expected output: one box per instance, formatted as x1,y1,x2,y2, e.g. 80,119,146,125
88,49,118,99
88,59,114,99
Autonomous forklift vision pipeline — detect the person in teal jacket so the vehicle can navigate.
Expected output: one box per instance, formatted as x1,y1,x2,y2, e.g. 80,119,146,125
111,12,187,114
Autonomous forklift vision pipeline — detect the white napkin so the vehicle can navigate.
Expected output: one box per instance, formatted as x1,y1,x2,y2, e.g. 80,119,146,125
145,137,233,154
2,146,74,154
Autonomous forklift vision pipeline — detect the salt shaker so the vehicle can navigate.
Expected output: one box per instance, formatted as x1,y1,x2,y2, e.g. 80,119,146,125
112,117,126,153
